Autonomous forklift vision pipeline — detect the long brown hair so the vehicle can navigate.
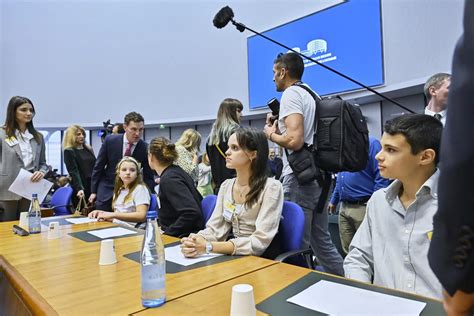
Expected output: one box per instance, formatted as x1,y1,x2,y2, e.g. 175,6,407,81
235,127,269,208
208,98,243,145
112,157,146,208
3,96,41,142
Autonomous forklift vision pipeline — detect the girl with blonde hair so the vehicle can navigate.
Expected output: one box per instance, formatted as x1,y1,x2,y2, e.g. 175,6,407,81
174,128,201,182
89,156,150,227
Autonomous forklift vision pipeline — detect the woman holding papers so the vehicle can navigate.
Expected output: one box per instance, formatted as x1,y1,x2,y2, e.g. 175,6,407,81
0,96,48,221
148,137,204,237
63,125,96,206
88,156,150,227
181,128,284,257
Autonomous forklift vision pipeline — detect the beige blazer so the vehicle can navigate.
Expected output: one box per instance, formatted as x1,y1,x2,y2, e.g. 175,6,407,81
0,128,48,201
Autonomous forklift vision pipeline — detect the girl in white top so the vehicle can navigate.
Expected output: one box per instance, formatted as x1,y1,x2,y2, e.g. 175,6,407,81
89,156,150,227
180,127,284,257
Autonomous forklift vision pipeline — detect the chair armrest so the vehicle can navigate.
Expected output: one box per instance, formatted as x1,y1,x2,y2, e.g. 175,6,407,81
275,248,316,269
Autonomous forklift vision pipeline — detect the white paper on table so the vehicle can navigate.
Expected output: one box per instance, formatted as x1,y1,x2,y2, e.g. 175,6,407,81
65,217,97,224
287,280,427,315
87,227,137,239
165,245,223,266
8,169,53,203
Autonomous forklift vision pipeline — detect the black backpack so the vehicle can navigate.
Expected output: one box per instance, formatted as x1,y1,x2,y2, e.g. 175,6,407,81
294,83,369,173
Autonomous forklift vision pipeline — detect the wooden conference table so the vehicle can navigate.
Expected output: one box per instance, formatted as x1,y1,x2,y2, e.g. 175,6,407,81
0,216,445,315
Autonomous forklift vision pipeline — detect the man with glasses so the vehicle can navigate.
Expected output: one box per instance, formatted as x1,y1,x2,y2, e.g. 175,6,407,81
89,112,155,211
264,52,344,275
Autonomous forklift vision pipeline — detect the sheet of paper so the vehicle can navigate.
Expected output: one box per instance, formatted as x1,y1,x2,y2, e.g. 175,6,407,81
165,245,223,266
65,217,97,224
8,169,53,203
87,227,137,239
287,280,427,315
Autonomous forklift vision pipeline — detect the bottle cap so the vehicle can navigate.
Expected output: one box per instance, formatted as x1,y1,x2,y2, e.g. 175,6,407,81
146,210,158,219
32,193,38,198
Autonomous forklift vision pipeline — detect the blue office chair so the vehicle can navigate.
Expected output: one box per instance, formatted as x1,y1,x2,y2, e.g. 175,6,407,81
201,194,217,224
149,194,158,215
50,186,74,215
275,201,315,268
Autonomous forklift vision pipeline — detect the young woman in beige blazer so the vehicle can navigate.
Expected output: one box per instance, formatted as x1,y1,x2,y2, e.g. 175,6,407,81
0,96,48,221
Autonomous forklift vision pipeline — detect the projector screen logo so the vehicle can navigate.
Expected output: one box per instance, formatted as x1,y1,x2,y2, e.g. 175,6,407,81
291,39,337,68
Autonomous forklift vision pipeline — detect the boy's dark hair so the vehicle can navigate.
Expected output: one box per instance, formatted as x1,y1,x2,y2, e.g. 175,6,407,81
124,111,144,125
273,52,304,80
384,114,443,164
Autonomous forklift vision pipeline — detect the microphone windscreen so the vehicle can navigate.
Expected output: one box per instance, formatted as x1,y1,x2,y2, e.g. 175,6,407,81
213,6,234,28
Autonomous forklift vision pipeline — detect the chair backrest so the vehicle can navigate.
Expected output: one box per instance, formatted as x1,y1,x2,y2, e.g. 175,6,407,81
149,194,158,215
50,186,73,215
201,194,217,223
279,201,305,253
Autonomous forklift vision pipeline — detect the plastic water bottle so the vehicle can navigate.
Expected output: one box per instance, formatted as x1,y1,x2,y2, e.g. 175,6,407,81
28,193,42,234
141,210,166,307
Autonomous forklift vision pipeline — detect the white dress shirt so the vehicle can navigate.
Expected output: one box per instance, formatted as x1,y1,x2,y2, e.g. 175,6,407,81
425,107,447,126
344,170,442,299
15,129,34,170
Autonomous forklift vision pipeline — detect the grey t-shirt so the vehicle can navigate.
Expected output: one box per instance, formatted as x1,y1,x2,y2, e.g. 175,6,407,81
278,84,318,178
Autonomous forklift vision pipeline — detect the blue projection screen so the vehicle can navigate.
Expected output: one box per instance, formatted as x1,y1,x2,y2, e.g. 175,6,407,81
247,0,383,109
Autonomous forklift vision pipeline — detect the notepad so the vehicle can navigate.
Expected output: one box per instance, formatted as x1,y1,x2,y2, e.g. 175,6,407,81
287,280,427,315
65,217,97,224
87,227,137,239
165,245,223,266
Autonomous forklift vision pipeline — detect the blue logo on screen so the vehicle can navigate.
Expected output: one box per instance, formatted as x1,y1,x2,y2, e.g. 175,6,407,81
247,0,383,109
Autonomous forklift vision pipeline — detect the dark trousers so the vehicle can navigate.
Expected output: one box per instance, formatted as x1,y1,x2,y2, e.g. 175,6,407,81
0,199,31,222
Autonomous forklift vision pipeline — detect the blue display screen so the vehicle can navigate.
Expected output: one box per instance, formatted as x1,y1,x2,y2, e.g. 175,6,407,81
247,0,383,109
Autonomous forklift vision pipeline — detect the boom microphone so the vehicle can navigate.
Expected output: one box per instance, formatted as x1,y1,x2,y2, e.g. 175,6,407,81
211,6,413,113
213,6,234,29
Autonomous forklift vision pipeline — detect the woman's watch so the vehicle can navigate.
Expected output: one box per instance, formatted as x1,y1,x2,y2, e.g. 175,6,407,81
205,241,213,254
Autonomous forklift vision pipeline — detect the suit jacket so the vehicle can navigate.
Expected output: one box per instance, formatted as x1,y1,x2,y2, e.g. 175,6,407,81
90,134,155,204
158,164,204,238
0,128,48,201
428,0,474,295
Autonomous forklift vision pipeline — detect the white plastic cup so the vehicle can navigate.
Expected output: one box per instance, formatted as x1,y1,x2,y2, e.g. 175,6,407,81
230,284,256,316
99,239,117,265
47,221,61,239
19,212,29,229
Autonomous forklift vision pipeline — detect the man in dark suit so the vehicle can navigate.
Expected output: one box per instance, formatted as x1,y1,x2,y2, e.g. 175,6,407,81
89,112,155,211
428,1,474,314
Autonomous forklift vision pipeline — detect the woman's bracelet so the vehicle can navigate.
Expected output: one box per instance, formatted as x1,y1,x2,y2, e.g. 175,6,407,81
268,132,274,141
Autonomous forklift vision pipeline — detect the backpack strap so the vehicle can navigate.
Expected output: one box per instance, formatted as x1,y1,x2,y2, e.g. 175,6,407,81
215,144,226,159
292,82,321,150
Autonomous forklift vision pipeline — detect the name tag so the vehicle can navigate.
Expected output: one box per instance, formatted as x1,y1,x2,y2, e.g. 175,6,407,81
427,231,433,241
5,136,19,147
223,200,235,222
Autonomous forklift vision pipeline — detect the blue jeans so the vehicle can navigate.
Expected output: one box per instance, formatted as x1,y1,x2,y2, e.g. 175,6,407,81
282,174,344,276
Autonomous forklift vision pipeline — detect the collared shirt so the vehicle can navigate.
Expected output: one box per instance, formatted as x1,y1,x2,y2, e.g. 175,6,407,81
15,129,34,170
425,107,447,126
122,133,137,156
343,170,442,299
330,137,390,205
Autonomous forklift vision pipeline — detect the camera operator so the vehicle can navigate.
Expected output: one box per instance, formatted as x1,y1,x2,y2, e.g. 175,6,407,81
263,52,343,275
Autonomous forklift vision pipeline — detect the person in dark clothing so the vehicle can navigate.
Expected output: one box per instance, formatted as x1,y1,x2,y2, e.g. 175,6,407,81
63,125,96,206
267,147,283,179
148,137,204,238
206,98,243,194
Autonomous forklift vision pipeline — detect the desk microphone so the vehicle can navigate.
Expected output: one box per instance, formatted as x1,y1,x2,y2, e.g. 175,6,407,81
212,6,413,113
13,224,30,236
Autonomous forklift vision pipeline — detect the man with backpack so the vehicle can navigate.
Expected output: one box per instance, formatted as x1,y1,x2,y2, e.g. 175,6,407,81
264,52,344,276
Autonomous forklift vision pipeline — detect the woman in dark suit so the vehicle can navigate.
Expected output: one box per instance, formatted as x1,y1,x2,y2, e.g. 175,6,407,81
0,96,48,221
63,125,96,206
148,137,204,237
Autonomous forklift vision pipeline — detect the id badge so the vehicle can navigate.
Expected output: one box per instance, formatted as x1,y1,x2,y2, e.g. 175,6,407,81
223,200,235,222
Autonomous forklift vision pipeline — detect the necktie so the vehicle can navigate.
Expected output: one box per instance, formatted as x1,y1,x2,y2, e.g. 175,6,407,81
433,113,442,121
124,142,133,157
